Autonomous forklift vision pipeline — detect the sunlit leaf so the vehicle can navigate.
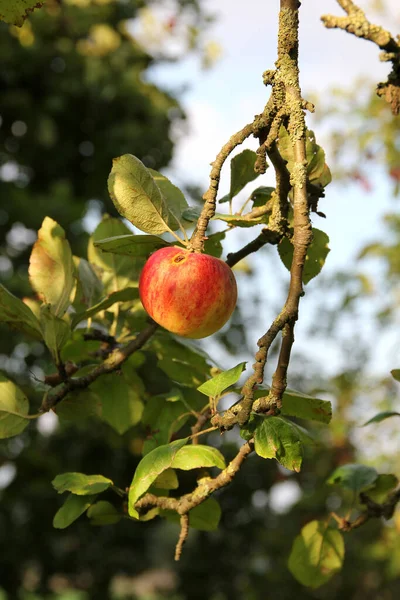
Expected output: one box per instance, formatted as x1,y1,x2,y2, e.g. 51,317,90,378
129,438,188,518
153,468,179,490
197,362,246,397
254,416,313,472
29,217,74,317
212,212,268,228
88,215,144,293
171,445,226,470
148,168,189,227
52,473,113,495
288,521,345,588
108,154,184,234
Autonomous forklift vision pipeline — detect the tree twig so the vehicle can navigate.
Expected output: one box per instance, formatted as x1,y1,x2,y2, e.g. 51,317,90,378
135,439,254,517
40,322,158,412
337,487,400,531
321,0,400,114
175,515,190,561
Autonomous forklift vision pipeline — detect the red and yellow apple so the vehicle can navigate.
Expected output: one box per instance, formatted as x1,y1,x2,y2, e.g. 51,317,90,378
139,247,237,339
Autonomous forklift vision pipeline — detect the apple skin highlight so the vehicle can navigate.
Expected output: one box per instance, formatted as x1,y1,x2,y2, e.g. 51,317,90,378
139,247,238,339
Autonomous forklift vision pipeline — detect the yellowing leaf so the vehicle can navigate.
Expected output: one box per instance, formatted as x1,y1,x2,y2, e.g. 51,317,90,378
29,217,74,317
52,473,113,495
288,521,344,588
0,0,45,27
0,374,31,439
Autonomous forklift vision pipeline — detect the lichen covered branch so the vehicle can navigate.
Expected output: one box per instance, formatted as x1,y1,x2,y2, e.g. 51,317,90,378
321,0,400,114
212,0,313,430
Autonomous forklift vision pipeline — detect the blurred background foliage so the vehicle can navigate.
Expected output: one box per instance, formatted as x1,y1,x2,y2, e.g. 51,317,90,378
0,0,400,599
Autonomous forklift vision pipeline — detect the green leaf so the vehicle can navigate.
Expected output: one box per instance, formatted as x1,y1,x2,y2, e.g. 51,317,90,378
29,217,74,317
162,497,221,531
363,411,400,426
278,229,330,284
0,374,31,439
278,127,331,189
128,438,188,518
147,168,189,226
212,212,268,228
54,389,101,422
230,150,260,198
142,394,191,454
87,501,122,526
52,473,113,495
218,194,230,204
91,373,144,435
250,186,275,207
254,416,313,472
0,284,42,339
88,215,144,293
93,234,170,257
188,497,222,531
171,445,226,470
153,468,179,490
181,207,202,222
364,474,399,503
71,287,139,328
204,231,226,258
0,0,45,26
391,369,400,382
53,493,97,529
72,257,103,310
318,163,332,188
288,521,345,588
108,154,183,234
327,463,378,493
281,389,332,424
40,304,70,364
152,335,213,388
197,362,246,398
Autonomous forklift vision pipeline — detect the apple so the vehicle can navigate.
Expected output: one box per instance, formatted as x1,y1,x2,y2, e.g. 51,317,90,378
139,246,237,339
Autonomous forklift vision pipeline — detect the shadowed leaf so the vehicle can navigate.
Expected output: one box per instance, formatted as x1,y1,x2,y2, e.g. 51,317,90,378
327,463,378,492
